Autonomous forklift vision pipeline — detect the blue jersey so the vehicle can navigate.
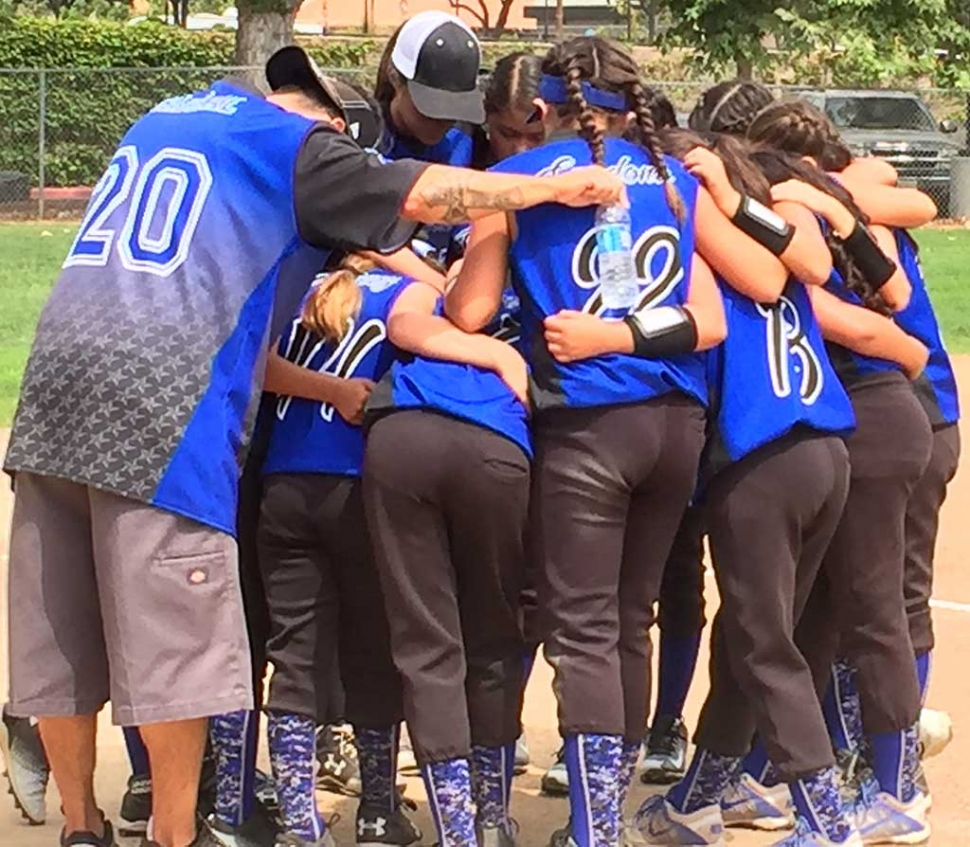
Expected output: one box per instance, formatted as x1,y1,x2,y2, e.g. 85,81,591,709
893,230,959,428
380,122,475,167
381,122,476,262
368,289,531,456
262,271,408,478
490,137,707,411
706,279,855,473
823,270,902,385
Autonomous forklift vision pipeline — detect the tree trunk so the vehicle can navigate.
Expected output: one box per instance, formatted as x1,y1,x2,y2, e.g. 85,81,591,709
234,5,295,81
555,0,564,38
736,55,754,80
494,0,514,33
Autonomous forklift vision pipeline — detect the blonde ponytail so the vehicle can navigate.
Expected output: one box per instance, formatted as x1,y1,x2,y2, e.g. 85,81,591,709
301,254,375,342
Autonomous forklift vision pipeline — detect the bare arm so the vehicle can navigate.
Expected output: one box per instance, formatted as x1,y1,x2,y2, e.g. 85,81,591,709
445,212,511,332
542,255,726,363
362,248,447,290
838,177,937,228
772,200,834,286
401,164,625,225
808,286,927,379
264,349,355,402
264,348,375,425
838,158,898,187
389,281,529,406
694,187,789,303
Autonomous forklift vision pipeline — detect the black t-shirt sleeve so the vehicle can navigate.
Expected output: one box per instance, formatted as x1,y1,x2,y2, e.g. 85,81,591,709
294,124,428,252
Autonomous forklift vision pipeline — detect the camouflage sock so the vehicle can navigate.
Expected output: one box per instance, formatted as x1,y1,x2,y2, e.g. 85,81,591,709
790,765,852,842
470,743,515,831
210,709,257,827
268,711,325,841
667,748,741,814
356,725,398,814
564,733,623,847
421,758,476,847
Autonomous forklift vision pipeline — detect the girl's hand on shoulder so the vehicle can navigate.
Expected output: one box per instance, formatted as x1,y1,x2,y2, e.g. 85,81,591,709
544,310,621,363
683,147,741,217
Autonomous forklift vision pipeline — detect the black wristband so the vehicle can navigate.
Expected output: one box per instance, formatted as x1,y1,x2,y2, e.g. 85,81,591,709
837,221,897,290
624,306,698,359
731,196,795,256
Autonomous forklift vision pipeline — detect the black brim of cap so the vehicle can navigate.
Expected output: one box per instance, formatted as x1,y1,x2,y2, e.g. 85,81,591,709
408,79,485,125
266,46,347,122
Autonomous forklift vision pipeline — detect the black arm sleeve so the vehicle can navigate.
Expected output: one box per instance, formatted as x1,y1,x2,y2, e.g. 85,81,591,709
294,125,429,253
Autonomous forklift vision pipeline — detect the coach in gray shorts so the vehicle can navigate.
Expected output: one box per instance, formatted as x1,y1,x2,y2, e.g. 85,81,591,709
2,43,623,847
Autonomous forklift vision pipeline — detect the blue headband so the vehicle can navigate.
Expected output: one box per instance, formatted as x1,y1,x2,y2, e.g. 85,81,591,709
537,74,627,112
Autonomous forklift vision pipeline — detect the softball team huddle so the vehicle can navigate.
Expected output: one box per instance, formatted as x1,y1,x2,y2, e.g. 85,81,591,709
2,12,961,847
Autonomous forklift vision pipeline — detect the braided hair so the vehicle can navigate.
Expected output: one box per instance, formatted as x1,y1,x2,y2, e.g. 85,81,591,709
541,36,685,222
747,100,853,172
750,147,890,315
688,81,774,136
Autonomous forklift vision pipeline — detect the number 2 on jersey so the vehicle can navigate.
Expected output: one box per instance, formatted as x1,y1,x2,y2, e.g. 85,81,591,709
65,145,213,278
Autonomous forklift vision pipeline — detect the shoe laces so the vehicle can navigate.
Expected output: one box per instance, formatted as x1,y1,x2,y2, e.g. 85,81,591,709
331,726,359,762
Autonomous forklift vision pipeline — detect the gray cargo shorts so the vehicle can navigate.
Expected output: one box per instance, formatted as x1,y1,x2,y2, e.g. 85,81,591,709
6,472,254,725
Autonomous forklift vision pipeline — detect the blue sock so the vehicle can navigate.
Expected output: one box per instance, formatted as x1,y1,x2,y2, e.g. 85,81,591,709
869,730,907,801
211,710,258,826
915,652,932,705
522,647,538,688
564,733,622,847
619,739,641,810
822,659,863,754
741,740,771,785
123,727,150,777
655,633,703,720
421,758,476,847
356,725,399,814
790,766,851,842
471,743,515,831
268,711,325,841
667,748,741,814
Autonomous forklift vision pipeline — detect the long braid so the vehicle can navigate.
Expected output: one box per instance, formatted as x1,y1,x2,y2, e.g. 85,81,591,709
631,81,685,223
565,58,605,165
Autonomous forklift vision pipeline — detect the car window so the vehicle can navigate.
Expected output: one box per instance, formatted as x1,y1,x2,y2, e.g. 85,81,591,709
824,97,936,132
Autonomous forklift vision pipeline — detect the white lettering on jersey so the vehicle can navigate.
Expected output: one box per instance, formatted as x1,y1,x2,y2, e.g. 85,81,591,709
756,297,824,404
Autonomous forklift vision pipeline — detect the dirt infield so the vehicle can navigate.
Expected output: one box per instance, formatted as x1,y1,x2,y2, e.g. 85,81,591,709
1,359,969,847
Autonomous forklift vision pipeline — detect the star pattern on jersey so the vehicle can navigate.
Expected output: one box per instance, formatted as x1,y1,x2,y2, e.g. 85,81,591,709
4,271,229,503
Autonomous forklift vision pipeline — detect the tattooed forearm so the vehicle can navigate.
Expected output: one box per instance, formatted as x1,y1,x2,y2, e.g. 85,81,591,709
418,172,530,224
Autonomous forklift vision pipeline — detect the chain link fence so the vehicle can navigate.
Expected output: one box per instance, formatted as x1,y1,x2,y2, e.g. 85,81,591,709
1,67,969,218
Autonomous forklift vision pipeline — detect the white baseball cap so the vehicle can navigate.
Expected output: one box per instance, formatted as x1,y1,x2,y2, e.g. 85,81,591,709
391,11,485,124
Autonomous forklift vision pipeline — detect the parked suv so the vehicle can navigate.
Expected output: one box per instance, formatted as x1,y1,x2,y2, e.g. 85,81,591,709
800,89,960,211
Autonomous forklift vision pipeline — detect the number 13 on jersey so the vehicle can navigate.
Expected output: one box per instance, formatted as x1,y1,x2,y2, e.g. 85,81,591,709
65,145,213,278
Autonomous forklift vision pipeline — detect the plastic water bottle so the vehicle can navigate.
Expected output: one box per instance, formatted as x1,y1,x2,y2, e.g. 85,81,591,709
595,204,638,314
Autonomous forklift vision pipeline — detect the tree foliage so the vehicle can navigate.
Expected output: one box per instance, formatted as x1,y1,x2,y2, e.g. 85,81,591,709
665,0,970,86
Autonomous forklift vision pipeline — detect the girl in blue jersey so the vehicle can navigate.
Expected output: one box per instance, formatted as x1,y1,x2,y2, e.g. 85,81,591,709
361,281,531,847
444,36,825,847
255,253,529,847
374,12,481,167
747,148,937,845
628,135,894,847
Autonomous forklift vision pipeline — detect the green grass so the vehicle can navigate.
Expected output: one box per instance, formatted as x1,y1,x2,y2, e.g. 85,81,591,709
0,222,969,427
0,222,77,426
